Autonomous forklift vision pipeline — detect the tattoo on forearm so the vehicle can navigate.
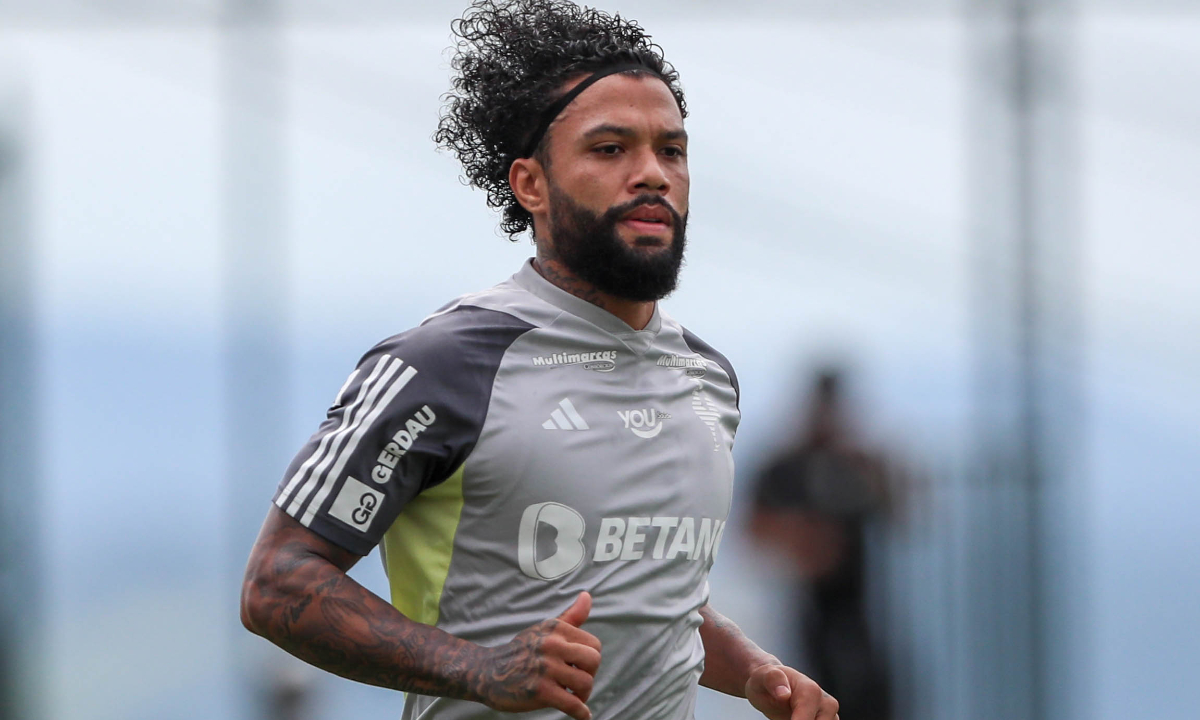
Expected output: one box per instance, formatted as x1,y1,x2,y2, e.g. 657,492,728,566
251,538,468,695
474,624,548,705
244,524,560,706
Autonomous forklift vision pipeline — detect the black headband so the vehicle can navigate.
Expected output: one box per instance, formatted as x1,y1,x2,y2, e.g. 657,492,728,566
519,63,661,159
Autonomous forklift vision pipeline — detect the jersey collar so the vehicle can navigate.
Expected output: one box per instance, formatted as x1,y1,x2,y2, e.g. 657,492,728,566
513,259,663,350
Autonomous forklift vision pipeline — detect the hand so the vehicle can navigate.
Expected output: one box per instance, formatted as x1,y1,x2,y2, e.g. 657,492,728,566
479,591,603,720
746,664,839,720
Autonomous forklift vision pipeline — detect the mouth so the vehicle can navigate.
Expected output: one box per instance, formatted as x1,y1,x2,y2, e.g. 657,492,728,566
620,204,674,235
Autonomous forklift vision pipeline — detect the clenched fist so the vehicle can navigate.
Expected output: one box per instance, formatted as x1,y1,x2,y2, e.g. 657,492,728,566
480,591,603,720
746,664,839,720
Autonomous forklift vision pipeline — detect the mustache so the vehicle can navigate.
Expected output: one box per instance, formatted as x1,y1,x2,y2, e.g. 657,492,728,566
602,195,686,227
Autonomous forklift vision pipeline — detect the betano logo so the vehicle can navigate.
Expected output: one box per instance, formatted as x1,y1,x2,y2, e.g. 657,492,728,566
594,516,725,562
518,502,586,580
517,502,726,581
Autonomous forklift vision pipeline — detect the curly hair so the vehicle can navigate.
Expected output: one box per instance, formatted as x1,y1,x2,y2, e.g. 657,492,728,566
434,0,688,239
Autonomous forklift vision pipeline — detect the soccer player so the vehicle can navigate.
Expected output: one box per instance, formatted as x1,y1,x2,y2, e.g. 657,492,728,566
240,2,840,720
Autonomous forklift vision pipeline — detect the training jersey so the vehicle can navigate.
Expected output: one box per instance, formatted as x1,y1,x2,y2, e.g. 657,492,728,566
273,260,741,720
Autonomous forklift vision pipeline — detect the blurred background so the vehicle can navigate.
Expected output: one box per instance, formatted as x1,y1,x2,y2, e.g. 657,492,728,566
0,0,1197,719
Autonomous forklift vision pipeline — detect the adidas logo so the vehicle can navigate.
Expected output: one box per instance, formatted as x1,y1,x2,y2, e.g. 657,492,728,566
542,398,590,431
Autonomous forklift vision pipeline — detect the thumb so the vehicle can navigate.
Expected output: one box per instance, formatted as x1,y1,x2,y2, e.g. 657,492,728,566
557,591,592,627
761,666,791,702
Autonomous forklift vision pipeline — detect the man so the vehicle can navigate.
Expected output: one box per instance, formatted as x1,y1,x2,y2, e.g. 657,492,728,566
240,2,839,719
750,370,894,720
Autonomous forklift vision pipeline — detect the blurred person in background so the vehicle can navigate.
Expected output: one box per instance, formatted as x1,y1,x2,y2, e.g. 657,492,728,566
240,1,838,720
750,369,895,720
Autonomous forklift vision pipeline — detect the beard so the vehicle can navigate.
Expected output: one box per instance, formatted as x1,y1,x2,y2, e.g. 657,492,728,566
546,184,688,303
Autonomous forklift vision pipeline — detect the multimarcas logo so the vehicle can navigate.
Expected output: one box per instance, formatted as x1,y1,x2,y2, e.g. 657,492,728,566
656,353,707,378
531,349,618,372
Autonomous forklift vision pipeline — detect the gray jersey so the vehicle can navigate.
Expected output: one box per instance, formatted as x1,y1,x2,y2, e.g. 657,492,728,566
273,260,741,720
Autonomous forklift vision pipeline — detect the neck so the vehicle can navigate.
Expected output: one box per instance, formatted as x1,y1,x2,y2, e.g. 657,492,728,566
532,254,656,331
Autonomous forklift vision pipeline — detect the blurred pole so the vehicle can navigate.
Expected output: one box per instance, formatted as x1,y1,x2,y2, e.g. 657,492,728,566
967,1,1079,719
221,1,301,719
0,86,39,720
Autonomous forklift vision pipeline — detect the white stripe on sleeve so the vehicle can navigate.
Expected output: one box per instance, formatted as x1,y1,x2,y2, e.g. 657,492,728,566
300,364,418,527
331,368,361,408
284,356,401,517
276,358,390,512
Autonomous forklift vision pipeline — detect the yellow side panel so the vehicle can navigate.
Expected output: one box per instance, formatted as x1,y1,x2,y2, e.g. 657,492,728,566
381,467,466,626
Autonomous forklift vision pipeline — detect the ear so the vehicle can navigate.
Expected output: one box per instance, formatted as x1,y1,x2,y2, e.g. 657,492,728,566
509,156,548,216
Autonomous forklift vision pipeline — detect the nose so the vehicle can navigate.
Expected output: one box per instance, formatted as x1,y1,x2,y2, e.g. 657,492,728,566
630,146,669,195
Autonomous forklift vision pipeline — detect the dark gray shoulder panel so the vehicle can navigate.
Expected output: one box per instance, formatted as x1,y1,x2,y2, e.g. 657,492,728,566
681,328,740,407
273,305,535,555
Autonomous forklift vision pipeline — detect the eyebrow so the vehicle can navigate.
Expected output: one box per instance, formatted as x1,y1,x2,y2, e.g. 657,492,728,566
581,123,689,143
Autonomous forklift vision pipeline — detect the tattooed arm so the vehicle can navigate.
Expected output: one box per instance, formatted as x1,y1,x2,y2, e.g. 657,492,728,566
240,507,602,720
698,604,839,720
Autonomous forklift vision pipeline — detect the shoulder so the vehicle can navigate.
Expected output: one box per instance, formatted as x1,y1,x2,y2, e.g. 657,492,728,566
362,304,538,379
675,324,740,406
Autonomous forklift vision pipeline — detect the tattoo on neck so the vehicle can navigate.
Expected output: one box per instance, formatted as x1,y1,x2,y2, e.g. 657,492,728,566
534,258,614,313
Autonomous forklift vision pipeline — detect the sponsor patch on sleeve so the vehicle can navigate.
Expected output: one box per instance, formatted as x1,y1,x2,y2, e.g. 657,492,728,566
328,476,385,532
